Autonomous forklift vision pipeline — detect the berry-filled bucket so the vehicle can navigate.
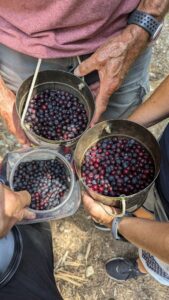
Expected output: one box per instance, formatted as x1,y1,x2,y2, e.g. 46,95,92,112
16,70,95,147
74,120,160,215
8,148,80,223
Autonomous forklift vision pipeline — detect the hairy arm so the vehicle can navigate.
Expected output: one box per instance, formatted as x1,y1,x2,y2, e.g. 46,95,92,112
128,75,169,127
138,0,169,20
75,0,169,126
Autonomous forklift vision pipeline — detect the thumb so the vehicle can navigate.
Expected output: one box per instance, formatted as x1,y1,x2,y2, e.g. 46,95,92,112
82,192,98,215
74,55,97,77
22,208,36,220
15,208,36,222
90,76,118,126
90,91,108,127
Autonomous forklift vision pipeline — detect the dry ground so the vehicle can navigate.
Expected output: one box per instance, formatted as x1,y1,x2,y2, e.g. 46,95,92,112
1,15,169,300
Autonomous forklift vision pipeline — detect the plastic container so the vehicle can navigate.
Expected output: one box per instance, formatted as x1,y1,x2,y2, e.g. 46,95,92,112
4,147,80,224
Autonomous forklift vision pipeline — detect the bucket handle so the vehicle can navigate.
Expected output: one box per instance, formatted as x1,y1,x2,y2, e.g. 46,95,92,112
97,197,126,218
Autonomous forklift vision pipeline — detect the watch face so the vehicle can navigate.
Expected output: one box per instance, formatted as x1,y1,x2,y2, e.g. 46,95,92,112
152,22,163,40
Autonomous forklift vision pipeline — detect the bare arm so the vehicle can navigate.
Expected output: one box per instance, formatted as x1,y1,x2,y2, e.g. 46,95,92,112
0,76,29,145
75,1,169,126
119,217,169,264
128,75,169,127
138,0,169,20
83,193,169,264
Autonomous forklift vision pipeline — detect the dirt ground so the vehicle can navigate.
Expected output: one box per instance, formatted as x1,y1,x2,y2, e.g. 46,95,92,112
1,15,169,300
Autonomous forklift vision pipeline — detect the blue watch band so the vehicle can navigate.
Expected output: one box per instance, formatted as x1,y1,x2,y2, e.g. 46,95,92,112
127,10,163,40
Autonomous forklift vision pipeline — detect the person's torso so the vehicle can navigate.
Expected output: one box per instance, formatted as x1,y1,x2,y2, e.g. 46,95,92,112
156,123,169,218
0,0,140,58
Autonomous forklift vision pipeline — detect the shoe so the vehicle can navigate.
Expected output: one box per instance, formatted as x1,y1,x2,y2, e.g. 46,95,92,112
93,221,111,231
105,258,146,281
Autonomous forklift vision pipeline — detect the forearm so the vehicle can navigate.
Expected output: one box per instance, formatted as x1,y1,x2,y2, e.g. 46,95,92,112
138,0,169,20
120,0,169,76
119,217,169,264
0,75,14,105
128,75,169,127
0,76,15,115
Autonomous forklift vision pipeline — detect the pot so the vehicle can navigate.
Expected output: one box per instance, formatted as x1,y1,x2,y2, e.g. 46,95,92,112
16,70,95,147
74,120,161,216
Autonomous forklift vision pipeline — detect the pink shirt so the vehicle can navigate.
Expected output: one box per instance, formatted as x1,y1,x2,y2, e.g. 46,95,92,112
0,0,140,58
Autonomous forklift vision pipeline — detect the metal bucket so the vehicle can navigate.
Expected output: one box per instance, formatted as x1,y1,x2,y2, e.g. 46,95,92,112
9,148,75,218
16,70,95,147
74,120,161,215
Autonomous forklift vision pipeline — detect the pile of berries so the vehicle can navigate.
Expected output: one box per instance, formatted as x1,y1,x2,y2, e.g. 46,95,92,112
81,137,155,197
25,89,88,141
13,159,69,210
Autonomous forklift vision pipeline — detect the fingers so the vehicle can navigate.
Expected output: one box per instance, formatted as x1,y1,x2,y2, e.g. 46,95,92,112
14,191,36,221
82,192,97,215
22,208,36,220
90,73,120,126
74,55,97,77
90,85,111,127
16,190,31,208
82,192,118,227
82,192,108,220
89,81,100,98
15,208,36,222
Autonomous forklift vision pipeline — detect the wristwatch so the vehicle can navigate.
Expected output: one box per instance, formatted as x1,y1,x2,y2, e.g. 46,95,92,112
127,10,163,41
112,213,134,241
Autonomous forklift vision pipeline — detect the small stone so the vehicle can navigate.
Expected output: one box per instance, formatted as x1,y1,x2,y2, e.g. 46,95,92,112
77,253,84,261
86,266,94,277
59,225,65,233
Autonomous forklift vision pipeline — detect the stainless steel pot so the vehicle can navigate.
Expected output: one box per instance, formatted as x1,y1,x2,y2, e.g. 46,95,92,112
74,120,161,215
16,70,95,147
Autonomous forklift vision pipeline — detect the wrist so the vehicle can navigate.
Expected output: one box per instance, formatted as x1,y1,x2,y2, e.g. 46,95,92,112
112,216,133,241
125,24,149,45
138,2,168,20
127,115,149,128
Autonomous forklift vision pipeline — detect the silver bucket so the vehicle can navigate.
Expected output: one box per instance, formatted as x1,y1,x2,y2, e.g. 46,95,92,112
74,120,161,215
16,70,95,147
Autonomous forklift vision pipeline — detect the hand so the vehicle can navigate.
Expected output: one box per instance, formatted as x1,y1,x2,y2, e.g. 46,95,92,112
0,77,30,145
74,25,149,126
0,184,35,237
89,81,100,99
82,192,119,228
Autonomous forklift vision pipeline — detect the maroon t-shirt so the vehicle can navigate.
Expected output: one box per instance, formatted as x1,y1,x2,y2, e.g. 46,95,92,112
0,0,140,58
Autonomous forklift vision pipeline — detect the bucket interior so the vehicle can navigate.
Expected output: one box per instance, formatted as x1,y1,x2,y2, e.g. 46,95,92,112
16,70,95,145
9,149,74,213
